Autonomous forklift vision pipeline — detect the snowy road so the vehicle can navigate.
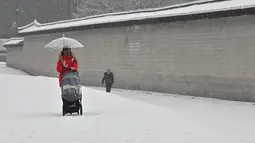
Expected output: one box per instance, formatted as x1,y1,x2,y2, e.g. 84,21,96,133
1,62,255,143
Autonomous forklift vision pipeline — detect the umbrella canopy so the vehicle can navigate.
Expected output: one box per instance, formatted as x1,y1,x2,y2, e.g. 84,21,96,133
44,36,84,50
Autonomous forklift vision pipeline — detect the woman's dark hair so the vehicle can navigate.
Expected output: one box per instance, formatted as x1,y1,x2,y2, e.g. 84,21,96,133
61,46,71,56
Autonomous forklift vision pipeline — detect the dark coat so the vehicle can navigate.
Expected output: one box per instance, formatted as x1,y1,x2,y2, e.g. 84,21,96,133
102,72,114,86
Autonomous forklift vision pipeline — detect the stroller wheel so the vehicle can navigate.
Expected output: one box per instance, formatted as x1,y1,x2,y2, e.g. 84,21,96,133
62,106,65,116
80,105,83,115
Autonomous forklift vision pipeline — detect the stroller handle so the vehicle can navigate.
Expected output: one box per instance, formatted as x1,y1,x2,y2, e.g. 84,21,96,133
62,68,79,77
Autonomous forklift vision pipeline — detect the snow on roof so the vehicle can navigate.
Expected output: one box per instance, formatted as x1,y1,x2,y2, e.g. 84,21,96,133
17,0,214,31
3,37,24,47
0,39,7,51
18,0,255,34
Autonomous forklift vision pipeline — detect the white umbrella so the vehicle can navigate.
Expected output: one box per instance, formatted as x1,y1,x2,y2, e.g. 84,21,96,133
44,35,84,50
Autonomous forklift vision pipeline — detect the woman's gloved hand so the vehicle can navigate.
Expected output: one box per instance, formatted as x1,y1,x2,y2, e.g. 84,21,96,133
62,61,68,68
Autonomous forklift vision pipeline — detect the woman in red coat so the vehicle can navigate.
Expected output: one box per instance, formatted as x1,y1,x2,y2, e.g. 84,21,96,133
56,47,78,87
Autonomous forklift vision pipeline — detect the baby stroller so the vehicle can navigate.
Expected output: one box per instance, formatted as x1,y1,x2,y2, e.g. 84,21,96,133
61,70,83,116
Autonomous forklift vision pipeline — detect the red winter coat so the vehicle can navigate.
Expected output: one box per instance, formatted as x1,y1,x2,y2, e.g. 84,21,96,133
56,55,78,87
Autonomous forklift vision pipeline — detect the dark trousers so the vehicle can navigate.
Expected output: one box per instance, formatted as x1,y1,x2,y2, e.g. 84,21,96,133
106,85,112,92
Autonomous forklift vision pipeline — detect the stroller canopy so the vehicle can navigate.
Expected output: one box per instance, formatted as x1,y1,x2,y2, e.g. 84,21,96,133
61,71,82,102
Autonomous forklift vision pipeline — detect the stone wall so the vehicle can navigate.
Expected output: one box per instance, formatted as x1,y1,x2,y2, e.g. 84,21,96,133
0,53,6,62
7,15,255,102
6,46,24,70
0,40,6,62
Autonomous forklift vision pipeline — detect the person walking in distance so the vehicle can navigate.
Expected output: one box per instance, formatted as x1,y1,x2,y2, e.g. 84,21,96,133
102,69,114,92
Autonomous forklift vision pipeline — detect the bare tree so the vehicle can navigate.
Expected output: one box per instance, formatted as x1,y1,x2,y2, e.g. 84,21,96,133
71,0,162,17
71,0,200,18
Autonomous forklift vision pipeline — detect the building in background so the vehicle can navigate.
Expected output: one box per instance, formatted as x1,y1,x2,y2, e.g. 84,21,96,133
0,39,7,62
0,0,197,38
8,0,255,102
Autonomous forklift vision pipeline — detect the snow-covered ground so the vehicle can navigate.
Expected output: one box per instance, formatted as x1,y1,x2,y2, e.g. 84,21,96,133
1,62,255,143
0,62,28,75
